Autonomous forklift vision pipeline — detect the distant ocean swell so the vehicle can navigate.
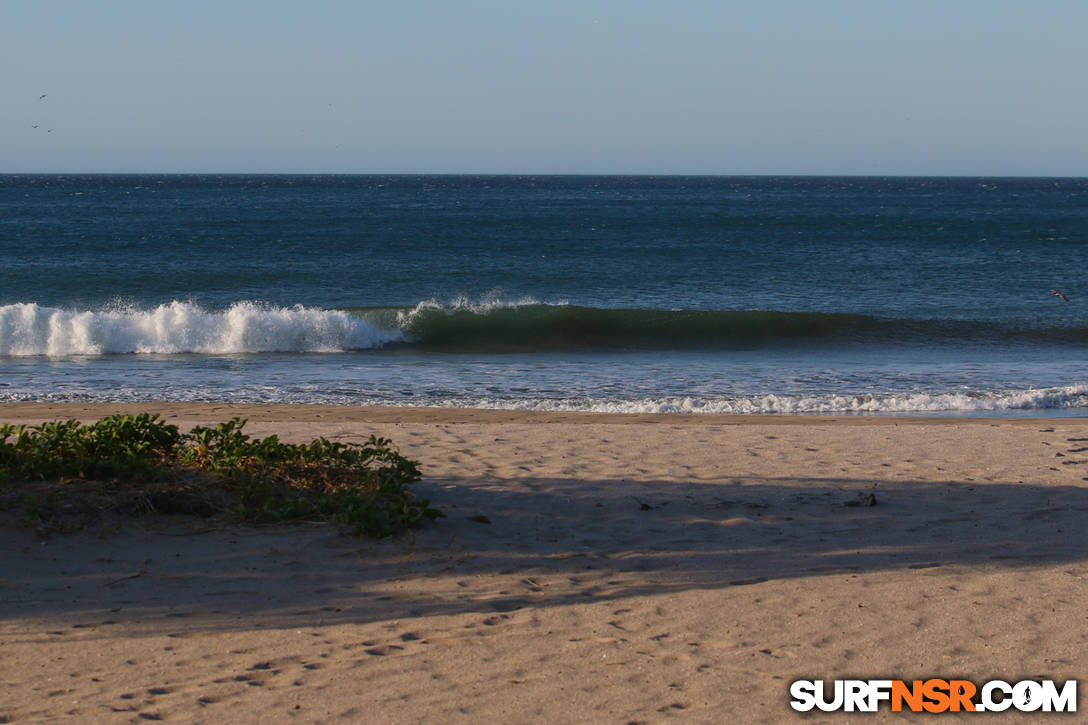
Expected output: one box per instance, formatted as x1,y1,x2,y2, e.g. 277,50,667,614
2,299,1087,356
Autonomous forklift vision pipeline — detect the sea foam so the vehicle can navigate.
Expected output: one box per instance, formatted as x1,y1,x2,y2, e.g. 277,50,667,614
2,380,1085,416
419,386,1088,415
0,301,400,356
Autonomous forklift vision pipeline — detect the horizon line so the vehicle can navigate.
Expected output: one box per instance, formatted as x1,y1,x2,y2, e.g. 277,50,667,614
3,171,1088,179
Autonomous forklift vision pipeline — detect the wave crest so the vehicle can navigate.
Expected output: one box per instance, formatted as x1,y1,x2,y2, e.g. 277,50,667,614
0,301,400,356
380,302,876,351
5,297,1088,356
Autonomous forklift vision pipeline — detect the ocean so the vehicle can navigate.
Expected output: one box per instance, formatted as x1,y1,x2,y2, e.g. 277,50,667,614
2,174,1087,416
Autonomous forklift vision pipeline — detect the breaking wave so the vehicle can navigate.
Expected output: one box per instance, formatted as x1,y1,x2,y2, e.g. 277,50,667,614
3,297,1088,356
355,300,1088,351
0,301,400,356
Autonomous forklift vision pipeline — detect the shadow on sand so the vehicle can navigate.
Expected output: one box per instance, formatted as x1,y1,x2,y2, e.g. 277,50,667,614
3,469,1087,636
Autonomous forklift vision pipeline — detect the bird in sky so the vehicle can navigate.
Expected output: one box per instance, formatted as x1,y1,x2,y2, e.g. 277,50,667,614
39,94,46,100
1051,289,1070,302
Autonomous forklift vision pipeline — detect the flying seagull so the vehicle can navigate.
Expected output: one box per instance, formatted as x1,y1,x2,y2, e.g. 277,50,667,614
39,94,46,100
1051,289,1070,302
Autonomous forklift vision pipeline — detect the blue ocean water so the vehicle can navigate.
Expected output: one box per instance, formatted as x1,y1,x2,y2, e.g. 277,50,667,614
2,174,1087,415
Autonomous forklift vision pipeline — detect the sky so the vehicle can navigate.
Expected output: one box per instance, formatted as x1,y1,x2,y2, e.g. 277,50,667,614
3,0,1087,175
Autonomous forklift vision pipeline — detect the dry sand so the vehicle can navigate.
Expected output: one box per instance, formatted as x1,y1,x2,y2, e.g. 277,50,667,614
1,403,1086,722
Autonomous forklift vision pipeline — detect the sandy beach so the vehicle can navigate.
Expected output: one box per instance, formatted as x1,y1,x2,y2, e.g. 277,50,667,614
2,403,1086,722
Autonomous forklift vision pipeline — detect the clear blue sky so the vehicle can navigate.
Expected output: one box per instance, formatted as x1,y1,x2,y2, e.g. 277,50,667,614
4,0,1087,175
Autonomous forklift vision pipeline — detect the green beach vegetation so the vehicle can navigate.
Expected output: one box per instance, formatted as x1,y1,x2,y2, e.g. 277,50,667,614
0,413,441,536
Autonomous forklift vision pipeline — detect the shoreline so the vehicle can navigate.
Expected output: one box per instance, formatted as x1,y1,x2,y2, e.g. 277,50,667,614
3,403,1086,721
0,400,1071,426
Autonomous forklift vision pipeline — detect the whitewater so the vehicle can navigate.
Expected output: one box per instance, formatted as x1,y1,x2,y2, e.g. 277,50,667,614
1,298,1086,416
3,174,1087,417
0,301,400,356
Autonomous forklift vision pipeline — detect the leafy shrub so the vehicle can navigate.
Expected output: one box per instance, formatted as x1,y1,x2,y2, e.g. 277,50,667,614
0,413,180,482
0,414,441,536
